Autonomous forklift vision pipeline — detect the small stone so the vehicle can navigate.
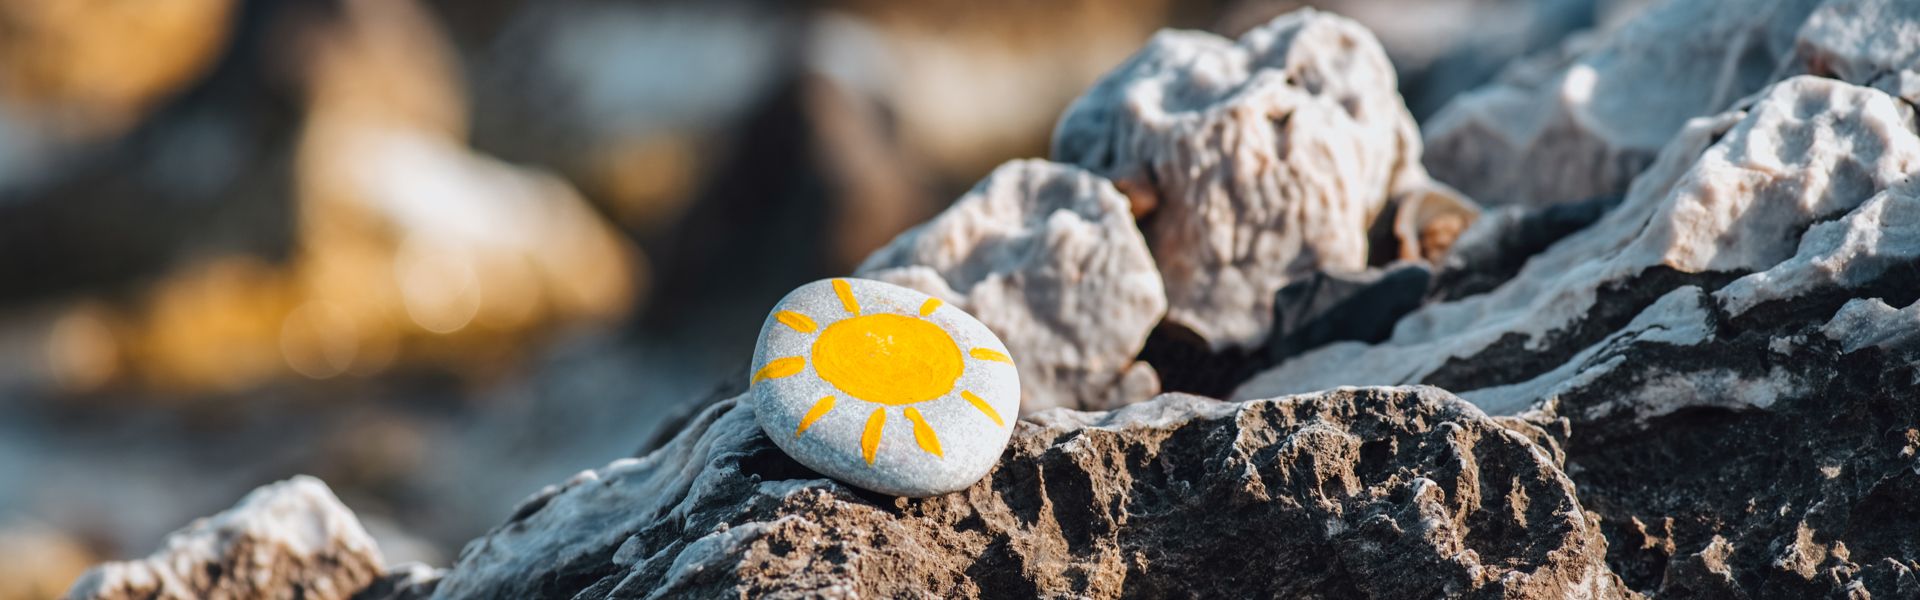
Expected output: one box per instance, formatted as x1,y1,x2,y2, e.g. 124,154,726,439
750,277,1020,497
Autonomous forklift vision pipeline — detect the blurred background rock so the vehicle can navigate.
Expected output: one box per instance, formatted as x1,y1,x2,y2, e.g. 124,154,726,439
0,0,1654,596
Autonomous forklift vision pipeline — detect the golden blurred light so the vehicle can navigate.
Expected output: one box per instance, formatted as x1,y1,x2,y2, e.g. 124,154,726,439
0,520,96,600
593,134,700,231
471,252,541,331
396,244,481,334
280,301,360,379
134,257,290,393
47,305,119,393
0,0,237,138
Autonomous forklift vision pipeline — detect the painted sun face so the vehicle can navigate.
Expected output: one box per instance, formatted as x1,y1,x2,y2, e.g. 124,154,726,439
751,279,1016,473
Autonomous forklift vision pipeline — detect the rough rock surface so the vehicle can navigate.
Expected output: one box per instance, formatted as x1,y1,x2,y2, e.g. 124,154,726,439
428,387,1633,599
1237,73,1920,599
857,159,1167,414
61,476,386,600
1423,0,1920,209
1052,8,1431,352
1236,75,1920,402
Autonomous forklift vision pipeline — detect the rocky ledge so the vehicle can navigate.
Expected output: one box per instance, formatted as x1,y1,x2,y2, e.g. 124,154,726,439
57,0,1920,598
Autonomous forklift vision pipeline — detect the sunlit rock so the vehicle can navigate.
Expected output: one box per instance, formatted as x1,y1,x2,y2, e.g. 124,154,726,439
427,388,1633,599
61,476,384,600
1237,76,1920,405
1053,8,1431,351
857,160,1166,414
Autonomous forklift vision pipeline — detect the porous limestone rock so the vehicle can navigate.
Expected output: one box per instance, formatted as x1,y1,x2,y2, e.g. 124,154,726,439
60,476,385,600
1236,76,1920,403
856,160,1166,414
428,387,1634,599
1424,0,1920,210
748,277,1021,498
1795,0,1920,103
1244,74,1920,598
1052,8,1431,351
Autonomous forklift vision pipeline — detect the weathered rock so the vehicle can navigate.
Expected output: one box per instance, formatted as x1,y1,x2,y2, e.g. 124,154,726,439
1244,73,1920,598
1236,76,1920,402
1424,0,1920,210
61,476,385,600
1052,8,1431,351
1795,0,1920,103
1428,193,1624,303
749,277,1021,498
856,160,1167,414
1268,263,1432,364
428,386,1634,599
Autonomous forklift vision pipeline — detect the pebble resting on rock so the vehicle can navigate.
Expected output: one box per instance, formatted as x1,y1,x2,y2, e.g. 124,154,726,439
749,278,1021,497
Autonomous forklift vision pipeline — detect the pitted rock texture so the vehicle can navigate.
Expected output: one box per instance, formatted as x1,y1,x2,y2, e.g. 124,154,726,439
61,476,385,600
1423,0,1920,210
428,387,1633,600
1235,76,1920,403
1052,8,1430,352
1796,0,1920,103
1424,176,1920,597
856,160,1167,414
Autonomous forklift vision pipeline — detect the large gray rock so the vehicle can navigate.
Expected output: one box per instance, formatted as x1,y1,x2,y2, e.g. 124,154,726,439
1242,74,1920,598
1424,0,1920,210
60,476,389,600
1236,76,1920,404
1052,9,1431,352
427,387,1633,599
857,159,1167,414
1795,0,1920,103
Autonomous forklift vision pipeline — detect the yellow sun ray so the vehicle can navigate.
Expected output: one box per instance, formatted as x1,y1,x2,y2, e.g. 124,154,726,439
776,310,817,333
796,396,835,438
862,408,885,464
904,407,943,457
752,356,805,385
833,279,859,315
961,390,1004,428
920,298,942,316
969,348,1014,365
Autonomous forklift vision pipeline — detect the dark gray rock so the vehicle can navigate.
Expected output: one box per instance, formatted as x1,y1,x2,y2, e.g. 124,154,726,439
429,387,1633,599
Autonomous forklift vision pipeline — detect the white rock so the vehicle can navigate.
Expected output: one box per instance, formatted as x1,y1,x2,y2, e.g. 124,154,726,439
1051,8,1429,351
1821,297,1920,353
1422,0,1817,208
1715,178,1920,317
748,278,1020,497
1235,76,1920,407
856,159,1166,414
61,476,385,600
1795,0,1920,99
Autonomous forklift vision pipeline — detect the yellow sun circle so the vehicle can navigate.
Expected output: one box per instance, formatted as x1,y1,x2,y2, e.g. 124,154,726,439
810,313,962,406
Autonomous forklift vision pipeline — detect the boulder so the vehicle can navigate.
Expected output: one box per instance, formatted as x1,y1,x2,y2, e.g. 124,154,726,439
1236,76,1920,403
857,159,1167,414
1421,0,1820,208
1423,0,1920,210
1245,74,1920,598
427,387,1633,599
1795,0,1920,103
1052,9,1431,351
60,476,386,600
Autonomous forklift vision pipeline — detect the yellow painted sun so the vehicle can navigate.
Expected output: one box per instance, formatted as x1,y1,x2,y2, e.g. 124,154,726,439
753,279,1013,465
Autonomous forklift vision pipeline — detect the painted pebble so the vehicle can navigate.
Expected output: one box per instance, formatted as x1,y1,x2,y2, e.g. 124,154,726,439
751,278,1021,497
